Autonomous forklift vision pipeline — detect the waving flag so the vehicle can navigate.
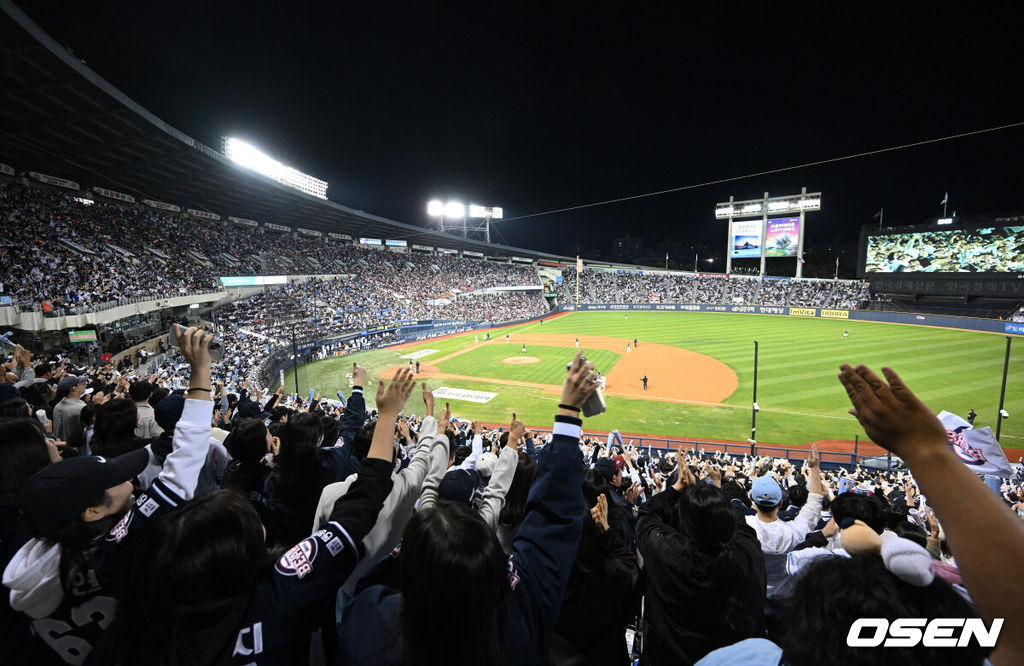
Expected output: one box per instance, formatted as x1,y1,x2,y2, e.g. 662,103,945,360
938,411,1012,478
940,192,949,205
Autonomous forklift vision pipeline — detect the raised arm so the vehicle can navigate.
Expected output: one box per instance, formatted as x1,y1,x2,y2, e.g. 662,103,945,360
337,363,368,447
840,363,1024,666
417,401,451,511
509,352,593,646
157,326,215,501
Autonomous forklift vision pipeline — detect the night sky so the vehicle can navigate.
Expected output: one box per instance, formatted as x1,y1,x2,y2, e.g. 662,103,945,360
20,2,1024,275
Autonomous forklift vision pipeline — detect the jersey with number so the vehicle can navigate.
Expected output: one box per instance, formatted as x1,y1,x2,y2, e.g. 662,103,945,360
22,478,186,665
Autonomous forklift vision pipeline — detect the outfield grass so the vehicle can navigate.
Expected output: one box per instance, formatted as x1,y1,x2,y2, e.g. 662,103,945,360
290,312,1024,447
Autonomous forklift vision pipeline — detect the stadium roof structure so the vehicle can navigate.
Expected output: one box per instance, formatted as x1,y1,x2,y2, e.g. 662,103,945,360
0,1,567,259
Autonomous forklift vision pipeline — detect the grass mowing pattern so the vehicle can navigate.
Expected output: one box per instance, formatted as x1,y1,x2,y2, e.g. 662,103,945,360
291,312,1024,447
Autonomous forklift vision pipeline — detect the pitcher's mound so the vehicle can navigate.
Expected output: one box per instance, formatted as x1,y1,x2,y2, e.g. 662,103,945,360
503,356,540,365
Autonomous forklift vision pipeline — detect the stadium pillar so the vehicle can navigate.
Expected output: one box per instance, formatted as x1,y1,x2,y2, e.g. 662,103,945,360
996,336,1011,441
758,192,769,276
725,195,734,275
292,322,300,395
796,186,807,278
750,340,759,455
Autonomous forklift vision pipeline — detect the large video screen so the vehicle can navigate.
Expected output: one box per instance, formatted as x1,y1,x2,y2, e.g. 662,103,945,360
730,220,763,258
68,329,97,343
765,217,800,257
865,226,1024,273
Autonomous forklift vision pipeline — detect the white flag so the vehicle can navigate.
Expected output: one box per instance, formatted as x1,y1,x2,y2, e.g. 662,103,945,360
938,411,1012,478
940,192,948,205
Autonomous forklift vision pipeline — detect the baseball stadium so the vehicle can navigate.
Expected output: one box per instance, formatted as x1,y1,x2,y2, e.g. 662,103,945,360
2,2,1024,664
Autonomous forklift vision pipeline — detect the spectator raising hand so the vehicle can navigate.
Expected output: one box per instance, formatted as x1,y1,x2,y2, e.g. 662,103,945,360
837,363,1024,666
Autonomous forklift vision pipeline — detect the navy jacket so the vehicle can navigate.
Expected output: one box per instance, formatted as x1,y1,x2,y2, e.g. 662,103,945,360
221,458,392,665
338,414,586,665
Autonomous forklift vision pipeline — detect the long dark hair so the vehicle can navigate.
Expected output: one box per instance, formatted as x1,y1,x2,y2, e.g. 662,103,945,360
0,418,52,503
676,483,750,637
67,403,97,453
91,399,140,456
399,501,507,665
226,418,270,470
106,490,276,665
498,451,535,528
271,412,324,513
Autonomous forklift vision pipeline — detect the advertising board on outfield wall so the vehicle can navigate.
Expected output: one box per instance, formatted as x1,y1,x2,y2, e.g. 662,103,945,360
563,304,1008,334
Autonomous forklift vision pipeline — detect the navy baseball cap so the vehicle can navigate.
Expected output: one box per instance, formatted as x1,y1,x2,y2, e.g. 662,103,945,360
751,476,783,507
595,458,623,483
438,468,480,506
237,400,270,421
57,375,89,393
154,394,186,432
20,448,150,539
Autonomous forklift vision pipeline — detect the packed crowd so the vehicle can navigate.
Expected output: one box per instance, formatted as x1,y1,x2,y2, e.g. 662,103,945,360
199,278,545,389
1,330,1020,665
0,181,541,312
556,268,870,308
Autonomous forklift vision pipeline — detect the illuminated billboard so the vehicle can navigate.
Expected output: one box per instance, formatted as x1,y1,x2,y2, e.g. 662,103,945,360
765,217,800,257
730,220,763,258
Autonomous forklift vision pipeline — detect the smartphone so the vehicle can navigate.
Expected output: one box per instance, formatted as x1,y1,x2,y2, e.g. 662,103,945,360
335,391,347,407
168,324,223,362
565,360,606,418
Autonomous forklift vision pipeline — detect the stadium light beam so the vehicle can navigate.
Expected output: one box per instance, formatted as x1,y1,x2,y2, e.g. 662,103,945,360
427,200,445,217
445,202,466,219
429,199,502,241
223,137,328,199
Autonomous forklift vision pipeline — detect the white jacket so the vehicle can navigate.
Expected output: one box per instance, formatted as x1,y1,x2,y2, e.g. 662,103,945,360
744,492,824,554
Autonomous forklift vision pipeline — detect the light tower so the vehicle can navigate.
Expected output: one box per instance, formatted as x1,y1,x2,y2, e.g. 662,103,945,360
427,199,503,242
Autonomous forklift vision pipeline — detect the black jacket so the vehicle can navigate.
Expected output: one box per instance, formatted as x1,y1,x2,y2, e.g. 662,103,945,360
636,487,766,666
551,528,640,666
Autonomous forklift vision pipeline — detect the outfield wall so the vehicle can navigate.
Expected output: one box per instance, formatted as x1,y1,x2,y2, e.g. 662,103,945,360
559,303,1023,335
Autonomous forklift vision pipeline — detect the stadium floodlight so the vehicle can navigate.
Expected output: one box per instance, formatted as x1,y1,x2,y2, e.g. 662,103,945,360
427,200,445,217
429,199,503,241
223,137,328,199
445,202,466,219
469,204,503,219
742,203,763,214
937,218,953,225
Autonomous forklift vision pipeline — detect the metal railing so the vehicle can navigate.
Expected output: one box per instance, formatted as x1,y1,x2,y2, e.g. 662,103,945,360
16,287,224,317
479,423,873,469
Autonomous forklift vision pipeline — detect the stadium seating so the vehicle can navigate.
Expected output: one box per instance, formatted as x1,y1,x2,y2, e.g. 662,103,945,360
554,266,870,308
